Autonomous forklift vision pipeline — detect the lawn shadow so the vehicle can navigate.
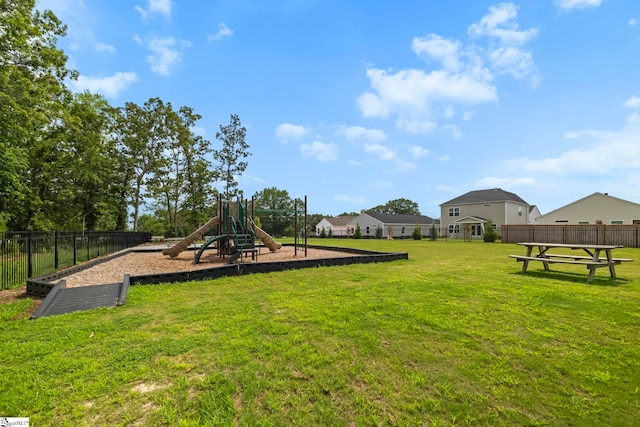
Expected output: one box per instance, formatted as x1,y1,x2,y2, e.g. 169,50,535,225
510,270,629,287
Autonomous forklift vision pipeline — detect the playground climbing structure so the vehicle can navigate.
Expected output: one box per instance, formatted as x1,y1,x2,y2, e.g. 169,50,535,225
162,196,282,264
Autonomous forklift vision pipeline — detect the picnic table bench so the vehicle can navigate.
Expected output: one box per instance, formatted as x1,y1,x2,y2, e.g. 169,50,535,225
510,242,633,282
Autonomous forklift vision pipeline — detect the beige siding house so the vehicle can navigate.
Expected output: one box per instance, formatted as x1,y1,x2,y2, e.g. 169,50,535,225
315,216,356,237
535,192,640,225
440,188,530,238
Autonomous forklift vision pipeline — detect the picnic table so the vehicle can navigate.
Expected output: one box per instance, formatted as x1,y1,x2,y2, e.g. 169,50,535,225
509,242,633,282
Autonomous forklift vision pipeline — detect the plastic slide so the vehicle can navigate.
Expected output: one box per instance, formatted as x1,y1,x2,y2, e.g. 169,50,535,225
162,216,221,257
254,225,282,252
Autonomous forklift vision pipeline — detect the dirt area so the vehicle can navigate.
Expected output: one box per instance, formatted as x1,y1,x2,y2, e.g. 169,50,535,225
0,246,353,309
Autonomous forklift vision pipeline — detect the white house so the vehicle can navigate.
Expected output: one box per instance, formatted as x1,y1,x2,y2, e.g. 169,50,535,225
315,216,356,237
535,192,640,225
347,212,439,238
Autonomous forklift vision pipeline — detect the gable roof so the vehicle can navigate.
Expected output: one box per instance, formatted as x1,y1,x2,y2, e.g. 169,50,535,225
538,192,640,217
440,188,528,206
323,216,356,226
365,212,439,225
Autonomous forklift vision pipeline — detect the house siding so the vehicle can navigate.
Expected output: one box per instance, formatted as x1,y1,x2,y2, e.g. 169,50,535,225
535,193,640,225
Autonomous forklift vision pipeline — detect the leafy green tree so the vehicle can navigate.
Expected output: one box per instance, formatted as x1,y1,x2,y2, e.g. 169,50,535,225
114,98,175,231
213,114,250,199
252,187,293,236
1,0,75,229
369,198,421,215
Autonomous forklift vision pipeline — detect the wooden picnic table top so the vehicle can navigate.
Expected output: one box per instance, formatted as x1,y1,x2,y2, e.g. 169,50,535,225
516,242,623,250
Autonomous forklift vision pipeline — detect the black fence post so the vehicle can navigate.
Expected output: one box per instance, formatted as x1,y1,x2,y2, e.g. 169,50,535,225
73,231,77,265
27,231,33,279
54,230,59,270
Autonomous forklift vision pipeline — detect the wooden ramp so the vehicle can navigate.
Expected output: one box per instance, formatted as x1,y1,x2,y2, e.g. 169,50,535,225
31,277,129,319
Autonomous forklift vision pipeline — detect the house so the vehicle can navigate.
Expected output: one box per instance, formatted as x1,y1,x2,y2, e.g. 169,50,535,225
347,212,440,238
315,216,356,237
439,188,530,239
534,192,640,225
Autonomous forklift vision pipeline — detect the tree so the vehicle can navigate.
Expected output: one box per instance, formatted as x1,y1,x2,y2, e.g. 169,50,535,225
114,98,175,231
252,187,293,236
368,198,421,215
1,0,75,229
213,114,250,199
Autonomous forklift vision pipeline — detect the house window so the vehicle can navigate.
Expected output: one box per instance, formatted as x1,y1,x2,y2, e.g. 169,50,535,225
448,224,459,234
483,204,492,207
611,220,623,225
578,221,589,225
448,207,460,217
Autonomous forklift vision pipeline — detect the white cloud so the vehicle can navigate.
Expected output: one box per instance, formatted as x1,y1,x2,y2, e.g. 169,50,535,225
348,160,363,166
208,23,234,42
336,125,387,142
69,72,138,98
364,143,417,171
135,0,172,19
462,111,475,120
364,143,396,161
412,34,463,72
624,96,640,109
357,2,538,135
275,123,308,143
630,18,638,26
438,155,451,162
95,42,116,54
411,146,430,158
442,124,463,139
300,141,339,162
138,36,188,75
504,111,640,177
468,3,538,45
554,0,603,11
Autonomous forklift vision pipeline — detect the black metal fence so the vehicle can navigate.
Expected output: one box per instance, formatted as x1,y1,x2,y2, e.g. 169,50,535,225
1,231,151,290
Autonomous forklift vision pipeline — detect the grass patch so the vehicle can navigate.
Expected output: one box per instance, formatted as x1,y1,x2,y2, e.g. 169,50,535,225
1,239,639,425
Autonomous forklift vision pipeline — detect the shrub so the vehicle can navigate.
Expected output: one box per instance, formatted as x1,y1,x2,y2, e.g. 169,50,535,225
354,224,362,239
412,224,422,240
429,222,438,241
319,227,326,238
328,228,333,238
375,226,383,239
483,220,498,243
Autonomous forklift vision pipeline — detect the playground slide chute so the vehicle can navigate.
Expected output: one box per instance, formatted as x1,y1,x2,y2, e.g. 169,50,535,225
254,225,282,252
162,216,221,258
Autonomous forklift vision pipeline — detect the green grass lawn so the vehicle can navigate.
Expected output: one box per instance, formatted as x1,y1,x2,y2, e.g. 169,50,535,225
1,239,639,426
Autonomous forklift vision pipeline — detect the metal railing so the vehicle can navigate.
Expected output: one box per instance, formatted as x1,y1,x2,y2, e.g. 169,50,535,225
1,231,151,290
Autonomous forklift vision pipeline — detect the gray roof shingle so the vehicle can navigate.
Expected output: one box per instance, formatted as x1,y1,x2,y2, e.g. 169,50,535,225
365,212,439,224
440,188,528,206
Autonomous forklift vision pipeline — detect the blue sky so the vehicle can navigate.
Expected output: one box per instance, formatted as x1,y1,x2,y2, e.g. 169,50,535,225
38,0,640,218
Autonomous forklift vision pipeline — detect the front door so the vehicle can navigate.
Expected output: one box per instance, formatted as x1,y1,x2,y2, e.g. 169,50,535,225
471,224,482,237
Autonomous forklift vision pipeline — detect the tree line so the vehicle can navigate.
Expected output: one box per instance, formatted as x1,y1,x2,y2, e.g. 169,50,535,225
0,1,251,234
1,1,424,237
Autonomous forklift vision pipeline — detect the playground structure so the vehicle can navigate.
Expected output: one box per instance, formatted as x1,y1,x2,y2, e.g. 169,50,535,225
162,196,283,264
